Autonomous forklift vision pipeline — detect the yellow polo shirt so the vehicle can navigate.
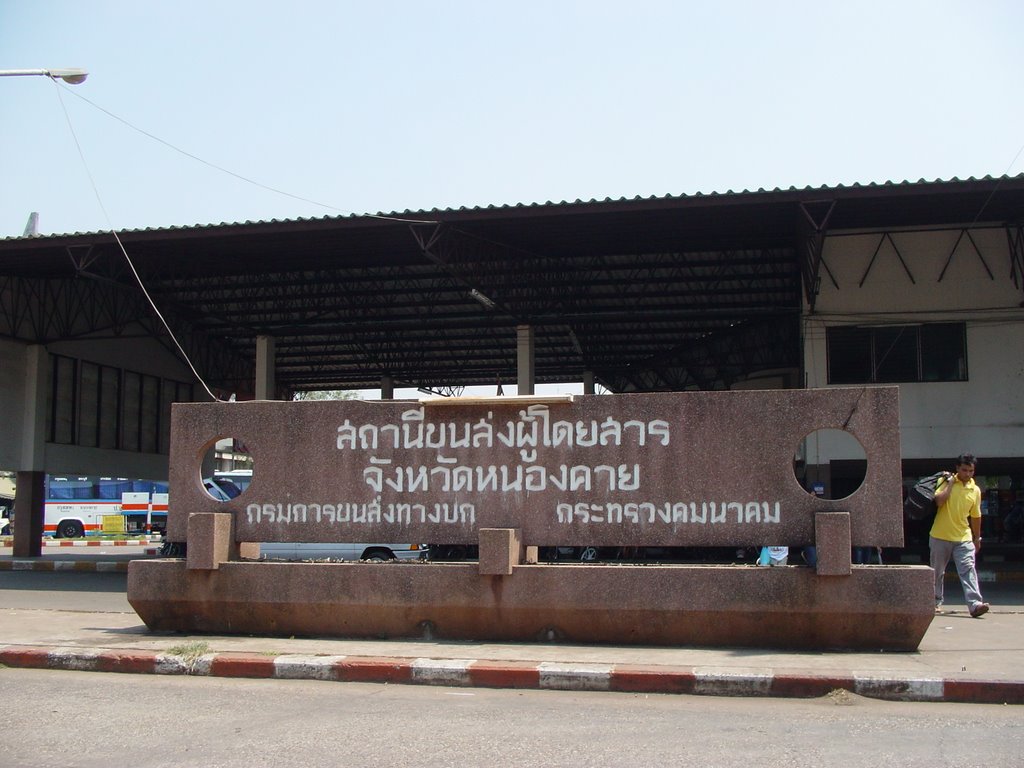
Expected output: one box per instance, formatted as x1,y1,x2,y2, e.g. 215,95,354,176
929,476,982,543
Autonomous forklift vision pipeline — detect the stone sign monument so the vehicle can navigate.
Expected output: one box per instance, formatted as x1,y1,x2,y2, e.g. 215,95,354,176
128,387,934,650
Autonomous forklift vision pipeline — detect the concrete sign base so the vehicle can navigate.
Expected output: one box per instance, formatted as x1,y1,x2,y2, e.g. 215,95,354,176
128,559,935,651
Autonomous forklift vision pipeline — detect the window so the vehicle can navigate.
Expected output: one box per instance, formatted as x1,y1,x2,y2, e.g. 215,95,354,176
45,353,193,454
79,362,121,448
49,356,77,444
140,374,161,453
122,371,142,452
826,323,967,384
98,366,121,449
159,380,193,453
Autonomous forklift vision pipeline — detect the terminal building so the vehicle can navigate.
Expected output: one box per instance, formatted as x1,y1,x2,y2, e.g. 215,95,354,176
1,174,1022,556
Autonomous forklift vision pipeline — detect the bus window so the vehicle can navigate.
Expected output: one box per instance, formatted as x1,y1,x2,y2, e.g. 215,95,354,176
49,477,96,500
96,479,133,499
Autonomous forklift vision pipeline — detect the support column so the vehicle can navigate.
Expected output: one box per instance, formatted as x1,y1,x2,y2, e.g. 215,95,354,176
582,370,596,395
380,374,395,400
13,472,44,557
517,324,535,396
14,345,47,557
255,335,276,401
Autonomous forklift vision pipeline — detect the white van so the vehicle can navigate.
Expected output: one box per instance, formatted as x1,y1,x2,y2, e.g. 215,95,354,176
257,542,427,562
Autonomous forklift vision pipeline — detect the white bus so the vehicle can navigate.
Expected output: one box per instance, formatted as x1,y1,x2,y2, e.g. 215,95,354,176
45,475,169,538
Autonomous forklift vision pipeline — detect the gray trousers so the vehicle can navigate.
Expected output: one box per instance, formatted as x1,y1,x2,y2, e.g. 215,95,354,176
929,536,984,610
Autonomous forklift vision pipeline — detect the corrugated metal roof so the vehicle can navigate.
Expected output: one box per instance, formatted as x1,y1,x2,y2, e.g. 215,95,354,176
5,173,1021,242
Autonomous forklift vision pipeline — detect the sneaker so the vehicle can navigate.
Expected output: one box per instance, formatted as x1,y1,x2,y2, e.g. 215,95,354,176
970,602,990,618
935,604,943,614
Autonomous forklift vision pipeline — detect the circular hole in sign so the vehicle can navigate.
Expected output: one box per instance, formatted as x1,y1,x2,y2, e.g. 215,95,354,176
792,428,867,501
201,437,254,502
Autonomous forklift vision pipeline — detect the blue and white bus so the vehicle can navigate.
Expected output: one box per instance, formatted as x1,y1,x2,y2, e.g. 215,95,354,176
45,475,169,538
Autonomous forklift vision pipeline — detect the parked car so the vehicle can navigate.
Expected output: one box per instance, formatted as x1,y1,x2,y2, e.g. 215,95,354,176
257,542,427,562
204,476,244,501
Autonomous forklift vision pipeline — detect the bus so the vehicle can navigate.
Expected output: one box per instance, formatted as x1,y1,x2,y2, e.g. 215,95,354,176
45,475,169,538
42,473,250,539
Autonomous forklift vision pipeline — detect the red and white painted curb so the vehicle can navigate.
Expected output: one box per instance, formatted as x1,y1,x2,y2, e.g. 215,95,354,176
0,645,1020,704
0,559,129,572
0,538,159,547
41,539,158,547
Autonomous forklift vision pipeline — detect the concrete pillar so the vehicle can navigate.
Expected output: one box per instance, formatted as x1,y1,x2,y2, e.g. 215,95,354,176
582,370,596,395
381,374,395,400
15,346,48,557
517,325,535,396
255,335,276,401
21,345,47,469
13,471,44,557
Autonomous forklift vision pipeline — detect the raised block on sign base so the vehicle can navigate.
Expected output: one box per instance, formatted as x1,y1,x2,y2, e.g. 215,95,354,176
478,528,522,576
815,512,853,576
186,512,231,570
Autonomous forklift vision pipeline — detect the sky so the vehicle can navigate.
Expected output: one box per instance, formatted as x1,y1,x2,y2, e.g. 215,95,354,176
1,1,1023,241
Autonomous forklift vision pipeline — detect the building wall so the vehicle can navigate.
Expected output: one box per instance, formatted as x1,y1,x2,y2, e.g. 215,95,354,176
803,225,1024,462
0,329,204,478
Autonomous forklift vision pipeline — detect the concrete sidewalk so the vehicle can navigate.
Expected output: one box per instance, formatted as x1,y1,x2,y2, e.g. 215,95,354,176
2,556,1023,705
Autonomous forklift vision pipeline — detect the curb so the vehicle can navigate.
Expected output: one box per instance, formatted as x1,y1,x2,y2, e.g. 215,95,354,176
0,560,129,572
0,645,1021,704
0,538,159,547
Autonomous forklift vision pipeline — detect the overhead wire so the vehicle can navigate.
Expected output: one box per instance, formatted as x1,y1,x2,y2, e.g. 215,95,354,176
60,85,439,226
49,79,441,402
969,138,1024,225
52,81,225,402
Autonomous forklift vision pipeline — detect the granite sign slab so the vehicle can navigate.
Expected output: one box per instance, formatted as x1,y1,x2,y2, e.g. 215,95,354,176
166,388,902,549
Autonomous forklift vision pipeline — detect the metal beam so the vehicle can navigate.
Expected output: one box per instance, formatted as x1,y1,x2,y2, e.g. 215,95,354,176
797,200,837,312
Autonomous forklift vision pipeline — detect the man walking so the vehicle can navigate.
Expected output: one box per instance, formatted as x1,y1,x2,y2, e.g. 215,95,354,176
930,453,990,617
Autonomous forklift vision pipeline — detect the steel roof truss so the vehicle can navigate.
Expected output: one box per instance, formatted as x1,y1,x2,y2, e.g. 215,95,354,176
1008,224,1024,292
859,232,916,288
937,229,996,282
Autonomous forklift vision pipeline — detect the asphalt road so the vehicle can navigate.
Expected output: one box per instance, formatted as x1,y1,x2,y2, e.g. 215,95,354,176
2,668,1022,768
0,570,132,611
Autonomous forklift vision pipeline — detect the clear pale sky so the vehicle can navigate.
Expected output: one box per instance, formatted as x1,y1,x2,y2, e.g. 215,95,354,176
1,1,1022,239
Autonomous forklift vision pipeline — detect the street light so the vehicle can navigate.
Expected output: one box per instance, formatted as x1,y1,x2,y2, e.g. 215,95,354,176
0,68,88,85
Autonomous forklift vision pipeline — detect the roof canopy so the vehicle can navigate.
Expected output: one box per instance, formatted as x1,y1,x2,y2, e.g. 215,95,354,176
2,176,1022,397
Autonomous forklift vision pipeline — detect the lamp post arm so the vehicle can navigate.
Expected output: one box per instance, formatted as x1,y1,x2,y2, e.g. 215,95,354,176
0,68,88,84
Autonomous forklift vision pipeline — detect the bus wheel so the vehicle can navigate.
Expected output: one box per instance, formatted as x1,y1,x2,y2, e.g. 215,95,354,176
56,520,84,539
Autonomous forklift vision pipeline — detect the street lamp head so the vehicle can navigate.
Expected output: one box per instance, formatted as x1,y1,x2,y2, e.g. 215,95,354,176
47,68,89,85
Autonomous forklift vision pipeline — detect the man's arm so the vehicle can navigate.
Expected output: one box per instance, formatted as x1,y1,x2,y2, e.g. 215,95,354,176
970,488,983,552
934,473,955,506
971,515,983,552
